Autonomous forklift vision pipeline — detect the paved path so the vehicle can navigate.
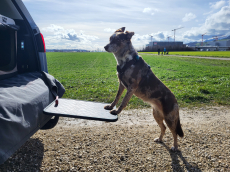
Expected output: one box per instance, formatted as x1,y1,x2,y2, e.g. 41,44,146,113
139,53,230,60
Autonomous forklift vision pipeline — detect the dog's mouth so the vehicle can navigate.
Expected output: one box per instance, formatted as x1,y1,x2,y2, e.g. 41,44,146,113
104,44,109,52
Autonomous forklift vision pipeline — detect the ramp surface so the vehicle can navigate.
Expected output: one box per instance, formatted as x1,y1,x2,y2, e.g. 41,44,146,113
43,98,118,122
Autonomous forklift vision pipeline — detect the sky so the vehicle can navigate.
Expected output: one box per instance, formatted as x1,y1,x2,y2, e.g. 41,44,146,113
22,0,230,50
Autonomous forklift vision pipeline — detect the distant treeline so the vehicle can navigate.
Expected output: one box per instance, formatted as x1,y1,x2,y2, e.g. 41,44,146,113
138,45,195,52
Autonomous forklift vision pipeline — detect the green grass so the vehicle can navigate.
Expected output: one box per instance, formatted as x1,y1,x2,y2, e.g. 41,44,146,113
46,52,230,109
141,51,230,58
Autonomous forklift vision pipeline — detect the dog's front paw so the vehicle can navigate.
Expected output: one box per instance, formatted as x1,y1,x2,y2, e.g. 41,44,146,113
104,105,113,110
110,109,119,115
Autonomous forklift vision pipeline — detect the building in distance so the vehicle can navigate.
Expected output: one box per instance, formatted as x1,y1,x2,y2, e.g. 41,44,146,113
146,41,185,48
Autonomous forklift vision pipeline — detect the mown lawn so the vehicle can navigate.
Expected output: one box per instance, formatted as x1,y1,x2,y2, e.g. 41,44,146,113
141,51,230,58
46,52,230,109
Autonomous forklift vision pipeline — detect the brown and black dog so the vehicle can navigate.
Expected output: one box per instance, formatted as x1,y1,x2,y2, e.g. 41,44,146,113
104,27,184,151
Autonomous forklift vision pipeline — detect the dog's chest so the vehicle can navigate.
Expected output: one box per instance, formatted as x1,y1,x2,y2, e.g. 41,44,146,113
117,68,131,87
116,57,152,89
117,65,142,88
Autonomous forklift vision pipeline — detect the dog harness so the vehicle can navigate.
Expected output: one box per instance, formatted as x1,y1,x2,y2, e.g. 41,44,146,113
117,55,151,85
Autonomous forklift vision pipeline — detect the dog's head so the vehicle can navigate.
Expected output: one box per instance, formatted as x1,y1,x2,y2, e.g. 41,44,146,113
104,27,134,53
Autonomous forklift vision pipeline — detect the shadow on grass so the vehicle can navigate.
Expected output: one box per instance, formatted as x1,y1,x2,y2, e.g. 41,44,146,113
0,138,44,171
161,142,202,172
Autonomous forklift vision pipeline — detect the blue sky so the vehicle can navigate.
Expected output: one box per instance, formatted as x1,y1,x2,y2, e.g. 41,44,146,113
22,0,230,50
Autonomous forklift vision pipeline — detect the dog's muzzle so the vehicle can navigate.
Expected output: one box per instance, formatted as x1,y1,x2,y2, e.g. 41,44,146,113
104,45,109,51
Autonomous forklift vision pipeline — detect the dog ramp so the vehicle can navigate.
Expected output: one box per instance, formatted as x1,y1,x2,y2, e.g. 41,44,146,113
43,98,118,122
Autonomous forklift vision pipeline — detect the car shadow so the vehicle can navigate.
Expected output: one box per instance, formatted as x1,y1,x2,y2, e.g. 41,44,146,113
161,142,202,172
0,138,44,171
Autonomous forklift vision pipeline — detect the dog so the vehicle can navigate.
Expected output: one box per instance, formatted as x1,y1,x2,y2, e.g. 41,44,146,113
104,27,184,151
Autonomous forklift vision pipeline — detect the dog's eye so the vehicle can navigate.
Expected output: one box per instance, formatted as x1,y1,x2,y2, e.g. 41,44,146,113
110,38,116,43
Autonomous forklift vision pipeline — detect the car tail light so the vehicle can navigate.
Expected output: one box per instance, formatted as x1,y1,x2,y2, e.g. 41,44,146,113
40,33,46,52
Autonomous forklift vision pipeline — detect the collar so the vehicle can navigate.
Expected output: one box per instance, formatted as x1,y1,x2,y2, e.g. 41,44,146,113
135,55,139,60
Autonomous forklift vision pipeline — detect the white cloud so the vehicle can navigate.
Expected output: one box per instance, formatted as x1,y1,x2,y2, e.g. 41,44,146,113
43,24,63,33
203,5,230,32
22,0,230,49
42,24,99,50
182,4,230,42
43,24,98,41
22,0,49,1
133,31,170,43
182,13,197,22
209,0,226,9
104,28,116,33
203,10,214,15
131,31,175,49
143,8,158,15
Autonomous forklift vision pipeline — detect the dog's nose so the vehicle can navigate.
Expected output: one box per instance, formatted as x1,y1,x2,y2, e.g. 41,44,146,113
104,45,108,51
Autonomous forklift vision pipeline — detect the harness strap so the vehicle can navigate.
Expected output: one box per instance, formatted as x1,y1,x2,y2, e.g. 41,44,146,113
117,55,151,86
138,66,151,86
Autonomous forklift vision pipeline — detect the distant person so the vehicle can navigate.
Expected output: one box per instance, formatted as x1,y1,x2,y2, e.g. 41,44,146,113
158,48,160,55
164,47,166,55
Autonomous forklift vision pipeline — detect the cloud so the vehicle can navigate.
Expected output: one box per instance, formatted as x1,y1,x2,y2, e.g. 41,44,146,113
43,24,63,32
131,31,176,49
43,24,98,42
204,6,230,31
22,0,49,1
133,31,170,43
104,28,116,33
210,0,226,9
182,4,230,42
42,24,99,50
143,8,158,15
182,13,197,22
203,10,214,15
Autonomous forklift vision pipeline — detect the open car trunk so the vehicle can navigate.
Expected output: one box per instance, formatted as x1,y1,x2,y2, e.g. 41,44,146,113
0,0,117,165
0,0,64,164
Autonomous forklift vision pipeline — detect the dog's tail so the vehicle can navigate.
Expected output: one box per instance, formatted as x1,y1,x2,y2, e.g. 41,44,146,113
176,118,184,138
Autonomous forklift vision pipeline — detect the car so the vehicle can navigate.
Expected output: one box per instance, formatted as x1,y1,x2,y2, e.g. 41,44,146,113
0,0,117,165
0,0,67,165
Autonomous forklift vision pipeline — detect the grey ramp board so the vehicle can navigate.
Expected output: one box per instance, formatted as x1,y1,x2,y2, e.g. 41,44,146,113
43,98,118,122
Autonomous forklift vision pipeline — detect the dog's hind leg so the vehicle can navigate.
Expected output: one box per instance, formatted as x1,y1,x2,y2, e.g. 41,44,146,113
153,107,166,143
164,117,178,151
104,82,125,110
164,105,183,151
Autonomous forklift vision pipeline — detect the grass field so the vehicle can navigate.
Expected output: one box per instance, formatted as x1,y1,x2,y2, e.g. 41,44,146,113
46,52,230,109
141,51,230,58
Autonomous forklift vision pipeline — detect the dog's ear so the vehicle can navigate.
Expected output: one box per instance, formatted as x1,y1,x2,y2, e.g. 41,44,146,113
115,27,125,33
125,31,135,40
